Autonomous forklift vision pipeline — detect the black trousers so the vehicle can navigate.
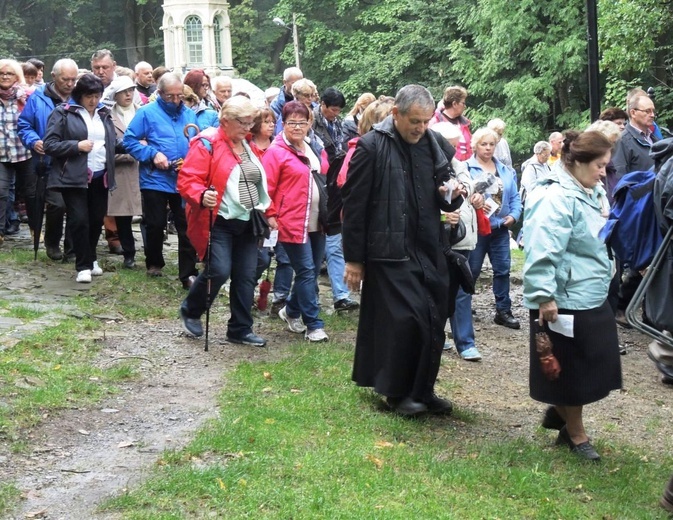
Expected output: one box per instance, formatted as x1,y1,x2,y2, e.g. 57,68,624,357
115,215,136,259
141,189,197,282
60,176,108,272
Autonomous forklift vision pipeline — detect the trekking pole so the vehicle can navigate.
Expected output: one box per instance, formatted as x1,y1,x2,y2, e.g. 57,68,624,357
204,186,216,352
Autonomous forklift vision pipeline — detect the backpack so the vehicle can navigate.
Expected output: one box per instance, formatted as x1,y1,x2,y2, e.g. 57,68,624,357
599,170,663,270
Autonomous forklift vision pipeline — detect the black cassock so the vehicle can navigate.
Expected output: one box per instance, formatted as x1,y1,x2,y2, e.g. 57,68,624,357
346,132,459,401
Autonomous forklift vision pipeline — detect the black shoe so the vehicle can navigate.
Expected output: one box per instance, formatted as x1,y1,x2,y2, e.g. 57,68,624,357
108,243,124,255
615,310,632,329
182,275,197,290
5,220,19,235
63,253,76,263
226,332,267,347
123,257,136,269
424,394,453,415
179,306,203,337
661,475,673,513
334,298,360,311
46,245,63,261
386,397,428,417
494,310,520,329
541,406,565,430
555,426,600,461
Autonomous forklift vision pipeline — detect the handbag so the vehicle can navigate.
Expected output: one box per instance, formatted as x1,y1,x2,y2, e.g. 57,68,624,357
443,247,475,294
311,169,329,231
250,208,271,239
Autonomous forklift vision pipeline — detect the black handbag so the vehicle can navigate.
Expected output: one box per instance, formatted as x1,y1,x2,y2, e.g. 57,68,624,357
250,208,271,239
444,247,475,295
311,169,329,232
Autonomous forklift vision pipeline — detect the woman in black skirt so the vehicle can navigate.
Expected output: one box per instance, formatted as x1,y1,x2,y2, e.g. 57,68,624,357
522,130,622,461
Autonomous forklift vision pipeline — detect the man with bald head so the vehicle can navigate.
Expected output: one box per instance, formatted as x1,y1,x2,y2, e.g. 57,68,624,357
134,61,156,103
270,66,303,123
18,58,79,260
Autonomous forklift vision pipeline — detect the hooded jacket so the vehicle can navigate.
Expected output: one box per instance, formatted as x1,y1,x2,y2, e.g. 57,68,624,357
43,101,118,191
523,162,611,310
262,131,329,244
123,98,197,193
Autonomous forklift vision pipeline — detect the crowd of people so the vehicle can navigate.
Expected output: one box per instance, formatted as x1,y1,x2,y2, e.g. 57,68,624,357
2,51,673,502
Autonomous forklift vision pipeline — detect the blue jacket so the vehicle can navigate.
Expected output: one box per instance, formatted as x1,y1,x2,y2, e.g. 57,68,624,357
523,163,612,310
123,98,197,193
466,156,522,227
17,84,62,167
193,101,219,131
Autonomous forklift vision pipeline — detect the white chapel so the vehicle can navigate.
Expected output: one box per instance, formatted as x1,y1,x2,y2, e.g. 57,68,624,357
161,0,234,75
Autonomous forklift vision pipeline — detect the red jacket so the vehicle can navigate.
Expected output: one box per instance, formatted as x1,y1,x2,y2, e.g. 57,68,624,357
262,133,329,244
429,111,472,161
177,126,241,260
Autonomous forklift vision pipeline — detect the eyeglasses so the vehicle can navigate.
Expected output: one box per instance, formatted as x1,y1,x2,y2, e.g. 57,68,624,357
0,72,16,78
633,108,655,115
161,92,185,101
285,121,309,129
236,118,255,129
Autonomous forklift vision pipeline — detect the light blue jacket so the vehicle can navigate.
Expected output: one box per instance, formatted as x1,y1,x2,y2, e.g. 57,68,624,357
123,98,197,193
466,155,522,227
523,163,612,310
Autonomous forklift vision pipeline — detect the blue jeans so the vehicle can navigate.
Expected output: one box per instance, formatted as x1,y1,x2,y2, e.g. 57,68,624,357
449,250,475,353
272,242,294,303
182,217,258,337
282,232,326,331
325,233,349,302
469,226,512,312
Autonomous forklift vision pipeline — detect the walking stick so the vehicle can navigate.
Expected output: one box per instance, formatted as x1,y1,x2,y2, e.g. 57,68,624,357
204,186,216,352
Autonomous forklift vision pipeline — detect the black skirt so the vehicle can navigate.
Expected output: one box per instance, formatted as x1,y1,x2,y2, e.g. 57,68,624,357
529,300,622,406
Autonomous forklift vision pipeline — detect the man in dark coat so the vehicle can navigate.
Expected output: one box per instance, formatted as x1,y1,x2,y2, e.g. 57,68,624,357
342,84,465,417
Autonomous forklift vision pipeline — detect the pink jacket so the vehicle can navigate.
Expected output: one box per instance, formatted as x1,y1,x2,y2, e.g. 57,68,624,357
429,111,473,161
337,137,359,188
177,126,240,260
262,133,328,244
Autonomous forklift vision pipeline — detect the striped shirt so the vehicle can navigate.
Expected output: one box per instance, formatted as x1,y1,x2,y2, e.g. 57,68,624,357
237,148,261,210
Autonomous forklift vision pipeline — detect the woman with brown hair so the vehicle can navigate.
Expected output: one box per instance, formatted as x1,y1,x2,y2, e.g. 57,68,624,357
523,130,622,461
249,107,276,158
342,92,375,142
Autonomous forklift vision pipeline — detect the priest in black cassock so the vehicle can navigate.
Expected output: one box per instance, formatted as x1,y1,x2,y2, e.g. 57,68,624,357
342,84,465,417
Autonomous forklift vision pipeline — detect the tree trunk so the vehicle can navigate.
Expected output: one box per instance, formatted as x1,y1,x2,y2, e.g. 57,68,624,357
124,0,140,66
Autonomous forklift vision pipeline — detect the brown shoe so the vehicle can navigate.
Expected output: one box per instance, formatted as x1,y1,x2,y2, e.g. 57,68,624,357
147,266,163,277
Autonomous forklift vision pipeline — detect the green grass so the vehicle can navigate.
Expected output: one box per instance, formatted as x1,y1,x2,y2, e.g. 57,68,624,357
102,342,672,519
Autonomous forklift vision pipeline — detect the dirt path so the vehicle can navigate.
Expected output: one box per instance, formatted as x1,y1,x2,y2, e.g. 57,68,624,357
1,247,671,519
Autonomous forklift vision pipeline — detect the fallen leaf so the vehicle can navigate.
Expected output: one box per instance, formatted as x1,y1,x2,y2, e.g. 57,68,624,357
290,388,301,393
78,430,90,436
24,508,48,519
53,365,61,371
217,478,226,489
366,454,383,469
263,371,272,380
118,440,135,448
375,441,394,449
262,387,273,393
100,408,119,413
238,478,247,486
265,419,276,424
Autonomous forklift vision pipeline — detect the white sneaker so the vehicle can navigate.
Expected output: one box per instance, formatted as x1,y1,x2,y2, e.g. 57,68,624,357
91,261,103,276
278,306,307,333
305,328,329,342
76,269,92,283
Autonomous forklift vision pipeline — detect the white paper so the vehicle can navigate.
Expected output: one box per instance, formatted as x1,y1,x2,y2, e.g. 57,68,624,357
548,315,574,338
484,197,499,218
443,179,459,202
263,229,278,248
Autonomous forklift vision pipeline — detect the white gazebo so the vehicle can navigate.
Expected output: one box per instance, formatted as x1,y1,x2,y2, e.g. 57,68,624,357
161,0,234,76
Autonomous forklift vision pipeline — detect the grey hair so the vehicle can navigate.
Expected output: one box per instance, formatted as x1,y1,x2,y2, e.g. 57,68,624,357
586,120,621,143
219,95,259,123
157,72,182,92
533,141,552,154
548,131,563,142
134,61,152,73
487,118,506,133
51,58,78,76
283,66,303,82
212,75,232,89
470,127,499,151
91,49,115,63
394,84,435,115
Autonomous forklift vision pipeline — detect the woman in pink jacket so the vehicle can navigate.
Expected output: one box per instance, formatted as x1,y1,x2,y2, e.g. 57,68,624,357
177,96,270,347
262,101,330,342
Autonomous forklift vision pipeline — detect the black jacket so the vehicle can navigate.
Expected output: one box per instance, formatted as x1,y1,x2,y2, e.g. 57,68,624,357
342,115,460,263
613,123,658,178
44,102,120,191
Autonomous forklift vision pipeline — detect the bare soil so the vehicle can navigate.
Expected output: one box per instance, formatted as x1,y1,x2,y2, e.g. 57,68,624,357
1,270,671,520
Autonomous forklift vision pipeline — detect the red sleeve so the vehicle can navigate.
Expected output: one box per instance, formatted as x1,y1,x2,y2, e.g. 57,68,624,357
177,139,212,208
